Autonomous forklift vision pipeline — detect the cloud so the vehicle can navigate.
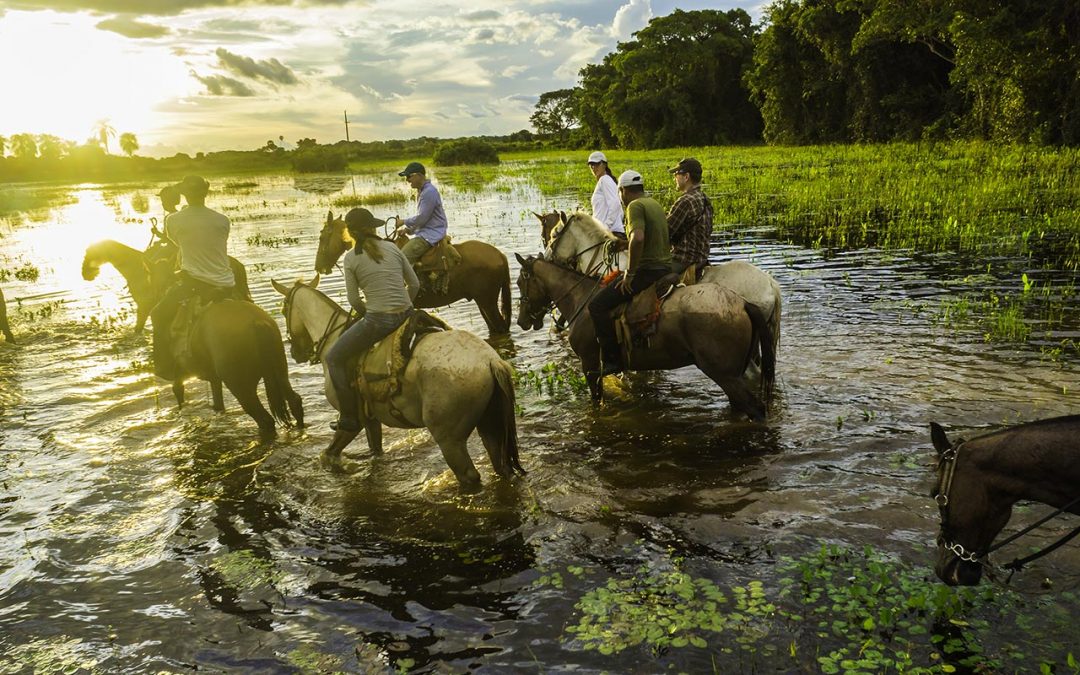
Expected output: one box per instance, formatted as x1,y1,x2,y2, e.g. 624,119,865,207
215,47,298,85
612,0,652,41
194,73,255,96
95,16,170,38
461,9,500,21
469,28,496,43
6,0,354,16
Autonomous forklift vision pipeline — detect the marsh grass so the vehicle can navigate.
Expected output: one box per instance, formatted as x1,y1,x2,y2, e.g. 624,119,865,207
331,190,409,208
0,187,76,217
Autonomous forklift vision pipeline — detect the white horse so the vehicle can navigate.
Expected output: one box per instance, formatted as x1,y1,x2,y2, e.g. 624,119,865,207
540,211,782,352
272,276,523,493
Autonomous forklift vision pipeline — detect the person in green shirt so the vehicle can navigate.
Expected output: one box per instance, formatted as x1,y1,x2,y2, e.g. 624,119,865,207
587,170,672,376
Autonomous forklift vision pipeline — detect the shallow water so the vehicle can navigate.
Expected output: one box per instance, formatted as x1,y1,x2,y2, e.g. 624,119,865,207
1,170,1078,672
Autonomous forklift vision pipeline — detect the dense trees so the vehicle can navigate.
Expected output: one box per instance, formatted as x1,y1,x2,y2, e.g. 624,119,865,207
535,1,1080,147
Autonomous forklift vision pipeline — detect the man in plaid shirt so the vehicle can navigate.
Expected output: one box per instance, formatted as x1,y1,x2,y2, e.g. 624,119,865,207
666,157,714,276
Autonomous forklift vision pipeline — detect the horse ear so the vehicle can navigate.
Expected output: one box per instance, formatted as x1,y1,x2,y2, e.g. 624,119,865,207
930,422,952,455
559,210,567,223
532,212,542,222
514,252,528,266
326,210,334,225
271,278,290,295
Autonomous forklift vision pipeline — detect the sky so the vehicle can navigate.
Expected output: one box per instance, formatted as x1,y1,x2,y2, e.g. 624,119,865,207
0,0,768,157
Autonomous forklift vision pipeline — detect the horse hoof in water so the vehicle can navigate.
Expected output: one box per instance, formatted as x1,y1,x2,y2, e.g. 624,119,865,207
321,429,361,474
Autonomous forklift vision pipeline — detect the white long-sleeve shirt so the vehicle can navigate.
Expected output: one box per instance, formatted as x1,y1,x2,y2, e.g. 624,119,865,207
591,173,624,235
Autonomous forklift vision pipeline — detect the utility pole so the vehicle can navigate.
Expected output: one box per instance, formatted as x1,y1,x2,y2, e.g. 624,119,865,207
344,110,351,142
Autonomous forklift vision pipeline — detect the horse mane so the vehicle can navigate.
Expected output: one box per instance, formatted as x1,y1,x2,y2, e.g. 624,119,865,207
565,211,616,242
84,239,141,261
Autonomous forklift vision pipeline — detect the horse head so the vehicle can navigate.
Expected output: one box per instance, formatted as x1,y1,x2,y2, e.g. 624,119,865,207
272,275,321,363
315,211,351,275
514,253,550,331
930,422,1010,586
81,242,104,281
534,211,564,248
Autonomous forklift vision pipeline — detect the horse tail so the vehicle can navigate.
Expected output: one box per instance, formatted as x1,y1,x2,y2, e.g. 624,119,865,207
257,320,299,427
744,302,776,406
499,266,512,333
478,359,524,478
768,284,782,354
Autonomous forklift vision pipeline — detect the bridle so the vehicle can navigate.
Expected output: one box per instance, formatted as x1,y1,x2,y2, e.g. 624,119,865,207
518,257,600,329
546,217,619,279
282,283,349,365
936,440,1080,579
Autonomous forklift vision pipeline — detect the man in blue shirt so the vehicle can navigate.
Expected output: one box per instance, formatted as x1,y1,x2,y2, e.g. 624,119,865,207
394,161,448,264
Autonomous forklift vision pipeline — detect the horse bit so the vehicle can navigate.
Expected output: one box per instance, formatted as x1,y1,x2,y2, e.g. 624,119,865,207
937,441,1080,576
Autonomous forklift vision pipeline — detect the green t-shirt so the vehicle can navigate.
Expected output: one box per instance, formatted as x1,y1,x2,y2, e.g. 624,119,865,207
626,196,672,271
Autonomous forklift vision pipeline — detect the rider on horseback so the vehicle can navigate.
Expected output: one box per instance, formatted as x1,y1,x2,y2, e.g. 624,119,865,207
666,157,714,277
393,161,448,264
150,175,236,380
587,170,672,377
325,208,419,437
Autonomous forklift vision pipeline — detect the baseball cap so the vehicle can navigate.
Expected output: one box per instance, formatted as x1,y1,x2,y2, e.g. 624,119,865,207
616,170,643,189
668,157,703,179
587,151,607,164
398,161,426,177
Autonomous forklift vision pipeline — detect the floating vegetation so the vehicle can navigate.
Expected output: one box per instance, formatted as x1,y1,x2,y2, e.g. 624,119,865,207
0,636,102,674
552,543,1078,672
331,190,408,208
0,261,41,283
514,361,588,398
246,231,300,248
208,549,283,592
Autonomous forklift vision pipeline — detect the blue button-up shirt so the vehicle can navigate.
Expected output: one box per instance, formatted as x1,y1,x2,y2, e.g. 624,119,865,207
403,180,448,246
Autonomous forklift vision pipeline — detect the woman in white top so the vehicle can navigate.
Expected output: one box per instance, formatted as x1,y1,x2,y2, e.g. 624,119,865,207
587,151,625,238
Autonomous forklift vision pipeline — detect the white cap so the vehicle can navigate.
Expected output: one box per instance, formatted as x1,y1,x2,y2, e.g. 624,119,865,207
617,170,643,188
587,151,607,164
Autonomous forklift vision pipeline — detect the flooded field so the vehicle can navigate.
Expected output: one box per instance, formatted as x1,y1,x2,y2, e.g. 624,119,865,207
1,167,1078,672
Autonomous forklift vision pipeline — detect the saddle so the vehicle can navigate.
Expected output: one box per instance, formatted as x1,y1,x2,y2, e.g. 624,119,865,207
352,310,451,423
170,284,242,373
613,271,686,351
413,237,462,296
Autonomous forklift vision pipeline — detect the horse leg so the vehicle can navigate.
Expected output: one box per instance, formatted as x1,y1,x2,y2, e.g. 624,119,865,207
430,433,482,494
700,369,767,422
135,305,149,333
321,428,361,474
171,380,185,407
287,389,305,428
475,296,505,336
364,415,383,456
210,379,225,411
228,380,277,435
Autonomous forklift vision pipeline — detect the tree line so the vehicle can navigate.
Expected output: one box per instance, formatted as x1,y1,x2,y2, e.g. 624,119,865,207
532,1,1080,148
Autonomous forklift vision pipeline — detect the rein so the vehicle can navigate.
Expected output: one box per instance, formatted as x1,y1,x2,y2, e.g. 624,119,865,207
523,259,601,329
937,441,1080,579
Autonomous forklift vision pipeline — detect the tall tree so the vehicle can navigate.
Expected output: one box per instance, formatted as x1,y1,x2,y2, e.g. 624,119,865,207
119,132,139,157
9,133,38,159
0,135,6,157
94,120,116,154
529,88,578,140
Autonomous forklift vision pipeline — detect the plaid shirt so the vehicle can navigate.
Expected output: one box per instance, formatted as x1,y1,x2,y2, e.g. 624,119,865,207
667,186,713,267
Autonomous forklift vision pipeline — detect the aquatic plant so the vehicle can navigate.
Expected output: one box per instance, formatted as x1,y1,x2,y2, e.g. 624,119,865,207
245,232,300,248
514,361,588,398
331,191,408,208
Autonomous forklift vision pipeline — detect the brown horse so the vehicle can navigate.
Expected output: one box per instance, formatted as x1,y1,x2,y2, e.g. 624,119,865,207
515,254,775,419
930,416,1080,586
82,238,251,332
314,211,511,336
0,286,14,343
170,297,304,435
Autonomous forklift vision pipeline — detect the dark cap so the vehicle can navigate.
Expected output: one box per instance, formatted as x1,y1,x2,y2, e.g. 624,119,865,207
398,161,426,177
344,207,380,230
667,157,703,180
177,175,210,198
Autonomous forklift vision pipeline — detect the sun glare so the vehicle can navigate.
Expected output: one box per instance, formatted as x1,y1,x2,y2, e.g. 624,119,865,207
0,10,193,145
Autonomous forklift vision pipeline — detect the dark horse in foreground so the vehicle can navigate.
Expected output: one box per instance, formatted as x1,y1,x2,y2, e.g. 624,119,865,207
314,211,512,336
170,296,304,435
515,254,775,420
930,416,1080,586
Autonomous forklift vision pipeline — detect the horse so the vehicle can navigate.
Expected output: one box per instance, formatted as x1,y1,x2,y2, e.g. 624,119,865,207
170,297,304,435
0,286,14,343
314,211,512,336
81,238,251,333
515,254,775,420
930,416,1080,586
272,275,523,493
538,211,782,352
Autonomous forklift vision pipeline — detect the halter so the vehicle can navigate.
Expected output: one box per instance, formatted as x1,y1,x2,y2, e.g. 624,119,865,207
282,283,349,365
547,217,619,278
936,440,1080,577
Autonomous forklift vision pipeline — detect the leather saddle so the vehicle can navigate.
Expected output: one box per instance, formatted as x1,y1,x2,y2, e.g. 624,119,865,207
613,267,697,350
413,237,462,295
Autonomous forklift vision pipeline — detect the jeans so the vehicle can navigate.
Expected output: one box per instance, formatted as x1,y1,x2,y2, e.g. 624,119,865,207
588,267,669,365
401,237,432,264
326,308,413,431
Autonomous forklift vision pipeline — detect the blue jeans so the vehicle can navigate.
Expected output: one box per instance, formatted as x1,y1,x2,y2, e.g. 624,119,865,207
326,308,412,431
